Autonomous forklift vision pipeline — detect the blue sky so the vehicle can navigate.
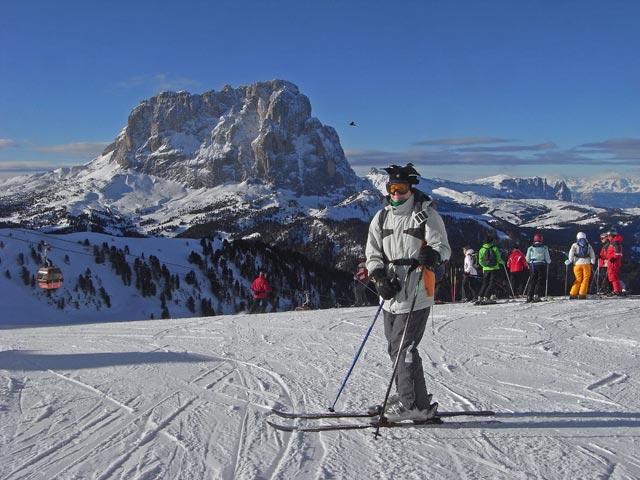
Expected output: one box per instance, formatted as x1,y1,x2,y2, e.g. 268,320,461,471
1,0,639,181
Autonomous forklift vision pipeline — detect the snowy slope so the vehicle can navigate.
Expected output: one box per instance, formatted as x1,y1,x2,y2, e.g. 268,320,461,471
0,228,233,322
0,228,355,324
2,299,640,479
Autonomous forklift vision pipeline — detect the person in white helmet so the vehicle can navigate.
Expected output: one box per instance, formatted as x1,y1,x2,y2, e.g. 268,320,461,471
566,232,596,299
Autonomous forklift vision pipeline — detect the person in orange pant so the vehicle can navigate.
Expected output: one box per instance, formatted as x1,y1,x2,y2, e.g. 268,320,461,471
567,232,596,299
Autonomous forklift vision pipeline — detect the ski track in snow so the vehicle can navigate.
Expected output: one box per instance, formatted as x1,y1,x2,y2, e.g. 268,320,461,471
1,300,640,479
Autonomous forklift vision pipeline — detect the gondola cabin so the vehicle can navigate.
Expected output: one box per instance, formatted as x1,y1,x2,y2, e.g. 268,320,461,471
37,265,64,290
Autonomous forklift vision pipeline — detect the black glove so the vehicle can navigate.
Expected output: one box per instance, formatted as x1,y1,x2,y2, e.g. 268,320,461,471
370,268,401,300
418,245,440,270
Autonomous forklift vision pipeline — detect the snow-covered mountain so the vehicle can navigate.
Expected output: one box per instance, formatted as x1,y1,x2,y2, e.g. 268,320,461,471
106,80,361,195
1,80,638,246
365,168,637,235
556,172,640,209
470,174,571,201
0,80,380,268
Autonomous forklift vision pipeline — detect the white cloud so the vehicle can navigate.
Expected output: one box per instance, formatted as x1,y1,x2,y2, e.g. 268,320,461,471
0,139,18,148
345,136,640,171
32,142,110,157
0,159,84,179
117,73,201,93
413,137,512,146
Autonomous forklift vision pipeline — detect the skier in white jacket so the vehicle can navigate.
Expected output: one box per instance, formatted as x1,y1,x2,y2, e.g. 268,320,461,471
366,163,451,422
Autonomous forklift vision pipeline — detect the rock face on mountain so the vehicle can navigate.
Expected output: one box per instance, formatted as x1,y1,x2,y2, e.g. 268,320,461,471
105,80,358,195
490,176,572,201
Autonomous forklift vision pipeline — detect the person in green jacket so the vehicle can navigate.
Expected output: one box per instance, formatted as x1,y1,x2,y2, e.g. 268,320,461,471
475,233,505,305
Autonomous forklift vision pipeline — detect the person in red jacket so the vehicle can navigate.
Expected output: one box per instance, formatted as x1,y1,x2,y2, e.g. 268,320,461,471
597,232,612,295
250,271,272,313
506,246,529,297
605,229,625,296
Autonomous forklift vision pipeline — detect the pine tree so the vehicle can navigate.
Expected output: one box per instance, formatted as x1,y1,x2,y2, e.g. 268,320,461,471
99,287,111,308
186,296,195,313
21,266,30,285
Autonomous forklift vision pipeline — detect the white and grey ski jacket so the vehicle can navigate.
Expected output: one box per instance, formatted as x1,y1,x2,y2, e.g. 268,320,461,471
366,191,451,314
568,242,596,265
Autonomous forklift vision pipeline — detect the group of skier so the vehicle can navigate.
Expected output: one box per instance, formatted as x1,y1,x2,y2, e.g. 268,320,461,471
458,228,626,305
463,232,552,305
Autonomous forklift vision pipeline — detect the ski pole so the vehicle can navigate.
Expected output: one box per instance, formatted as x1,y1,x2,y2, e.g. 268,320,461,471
589,263,599,295
373,273,422,439
502,263,515,298
587,263,597,295
329,300,384,412
544,263,549,299
355,277,378,297
564,263,568,299
523,274,531,298
450,266,454,302
450,265,456,303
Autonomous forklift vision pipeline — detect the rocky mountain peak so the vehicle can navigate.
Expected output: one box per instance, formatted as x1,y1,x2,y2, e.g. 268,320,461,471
104,79,359,195
478,175,572,201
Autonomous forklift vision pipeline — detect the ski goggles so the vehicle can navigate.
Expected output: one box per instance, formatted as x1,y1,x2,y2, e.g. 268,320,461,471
386,182,411,195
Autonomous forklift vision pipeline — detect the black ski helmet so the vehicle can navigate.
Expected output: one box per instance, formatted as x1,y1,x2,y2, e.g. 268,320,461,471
383,163,420,185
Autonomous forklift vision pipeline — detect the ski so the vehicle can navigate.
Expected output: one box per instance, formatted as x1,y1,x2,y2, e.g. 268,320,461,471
271,408,495,420
267,416,499,433
473,300,500,306
271,408,376,419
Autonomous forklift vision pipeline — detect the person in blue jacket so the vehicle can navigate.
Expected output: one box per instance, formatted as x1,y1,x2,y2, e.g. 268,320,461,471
525,233,551,302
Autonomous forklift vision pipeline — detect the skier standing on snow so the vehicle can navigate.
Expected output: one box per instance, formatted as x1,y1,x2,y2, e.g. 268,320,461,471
249,272,272,313
475,234,504,305
366,163,451,422
506,246,529,297
566,232,596,299
525,233,551,303
597,231,612,295
605,229,625,296
461,246,479,302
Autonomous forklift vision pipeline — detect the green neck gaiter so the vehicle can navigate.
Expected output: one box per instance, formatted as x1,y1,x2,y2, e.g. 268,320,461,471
390,198,409,207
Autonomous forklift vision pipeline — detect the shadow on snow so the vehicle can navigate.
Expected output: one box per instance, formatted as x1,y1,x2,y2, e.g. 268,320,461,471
0,349,213,371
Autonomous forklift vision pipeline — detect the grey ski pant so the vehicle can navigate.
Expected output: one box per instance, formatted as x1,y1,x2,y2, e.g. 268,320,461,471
383,307,431,410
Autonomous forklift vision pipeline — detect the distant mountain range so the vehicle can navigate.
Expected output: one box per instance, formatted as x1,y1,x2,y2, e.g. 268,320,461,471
557,173,640,209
